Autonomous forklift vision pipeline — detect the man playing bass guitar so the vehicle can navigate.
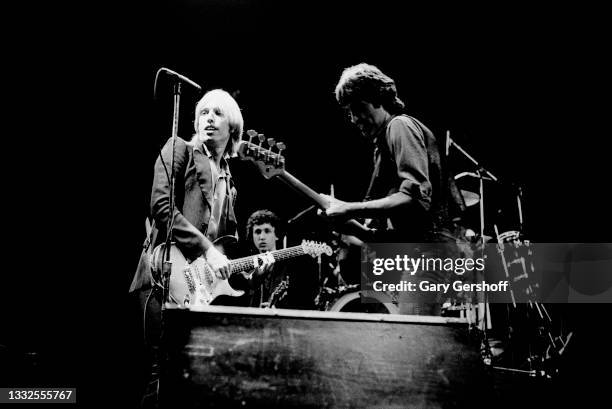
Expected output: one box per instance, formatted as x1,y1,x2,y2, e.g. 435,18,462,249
320,64,466,315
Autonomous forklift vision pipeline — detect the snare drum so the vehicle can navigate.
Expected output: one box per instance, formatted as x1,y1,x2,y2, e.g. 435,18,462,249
327,290,399,314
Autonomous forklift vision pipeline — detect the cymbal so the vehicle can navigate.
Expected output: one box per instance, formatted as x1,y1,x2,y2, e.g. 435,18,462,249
460,190,480,207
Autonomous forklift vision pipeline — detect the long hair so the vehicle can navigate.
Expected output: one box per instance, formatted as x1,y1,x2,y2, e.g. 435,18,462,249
192,89,244,155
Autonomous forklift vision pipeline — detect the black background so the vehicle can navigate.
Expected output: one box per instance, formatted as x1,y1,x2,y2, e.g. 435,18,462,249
3,0,610,407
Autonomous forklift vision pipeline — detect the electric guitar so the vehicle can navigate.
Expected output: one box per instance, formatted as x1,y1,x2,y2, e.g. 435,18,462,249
151,240,332,308
237,130,378,242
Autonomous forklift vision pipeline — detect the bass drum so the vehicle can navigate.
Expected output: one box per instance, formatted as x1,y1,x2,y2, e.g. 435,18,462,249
327,291,399,314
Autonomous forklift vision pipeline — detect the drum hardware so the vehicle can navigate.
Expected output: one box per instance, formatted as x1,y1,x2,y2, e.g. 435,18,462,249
449,133,570,378
494,228,541,306
449,133,498,362
314,284,360,311
491,224,573,379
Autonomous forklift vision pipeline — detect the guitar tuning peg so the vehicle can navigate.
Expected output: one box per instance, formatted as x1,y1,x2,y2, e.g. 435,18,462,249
275,142,286,167
264,138,276,163
267,138,276,150
257,133,266,146
246,129,257,143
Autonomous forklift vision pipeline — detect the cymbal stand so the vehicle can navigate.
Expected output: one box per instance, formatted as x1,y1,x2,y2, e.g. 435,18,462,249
448,135,498,364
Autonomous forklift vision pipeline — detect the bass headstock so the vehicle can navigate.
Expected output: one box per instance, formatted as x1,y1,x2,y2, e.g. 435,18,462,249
301,240,333,258
236,129,286,179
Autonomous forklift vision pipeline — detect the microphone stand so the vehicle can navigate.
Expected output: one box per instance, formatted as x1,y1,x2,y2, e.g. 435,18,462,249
162,80,181,309
150,68,203,406
448,136,498,364
151,80,181,409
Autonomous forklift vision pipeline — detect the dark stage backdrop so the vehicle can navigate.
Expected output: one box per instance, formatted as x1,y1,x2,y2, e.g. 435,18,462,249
121,0,603,270
4,1,610,407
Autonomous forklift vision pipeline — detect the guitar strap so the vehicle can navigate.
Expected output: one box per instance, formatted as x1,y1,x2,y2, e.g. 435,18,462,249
144,219,164,288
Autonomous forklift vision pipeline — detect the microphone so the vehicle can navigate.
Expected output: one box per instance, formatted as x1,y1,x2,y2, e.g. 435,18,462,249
159,67,202,90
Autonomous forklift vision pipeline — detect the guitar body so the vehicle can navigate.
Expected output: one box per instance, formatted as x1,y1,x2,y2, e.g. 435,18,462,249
151,241,245,309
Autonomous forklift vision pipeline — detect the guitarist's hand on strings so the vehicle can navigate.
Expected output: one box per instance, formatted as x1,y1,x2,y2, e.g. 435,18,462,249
318,194,376,241
205,246,231,279
319,194,354,220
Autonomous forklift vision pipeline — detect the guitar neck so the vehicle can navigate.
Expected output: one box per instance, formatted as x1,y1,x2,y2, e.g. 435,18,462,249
236,140,376,242
277,171,330,209
228,245,306,275
276,171,375,241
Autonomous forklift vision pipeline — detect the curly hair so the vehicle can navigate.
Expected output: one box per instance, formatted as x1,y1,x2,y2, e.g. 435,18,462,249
246,209,282,243
334,63,405,115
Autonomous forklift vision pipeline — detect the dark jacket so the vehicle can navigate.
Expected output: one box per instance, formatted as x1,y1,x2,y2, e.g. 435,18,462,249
129,137,237,293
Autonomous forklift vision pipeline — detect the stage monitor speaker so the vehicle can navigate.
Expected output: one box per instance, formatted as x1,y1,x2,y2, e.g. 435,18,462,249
159,306,493,408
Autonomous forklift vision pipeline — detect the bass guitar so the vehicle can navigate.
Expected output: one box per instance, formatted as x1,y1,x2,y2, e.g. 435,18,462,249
237,130,378,242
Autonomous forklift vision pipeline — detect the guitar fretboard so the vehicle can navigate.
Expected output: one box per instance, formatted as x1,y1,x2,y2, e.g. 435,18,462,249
228,245,307,275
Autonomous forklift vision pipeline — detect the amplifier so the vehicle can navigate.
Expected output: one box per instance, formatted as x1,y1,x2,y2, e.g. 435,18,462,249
159,306,492,408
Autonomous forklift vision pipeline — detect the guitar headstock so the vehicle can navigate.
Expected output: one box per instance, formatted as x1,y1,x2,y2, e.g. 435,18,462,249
237,129,286,179
301,240,333,258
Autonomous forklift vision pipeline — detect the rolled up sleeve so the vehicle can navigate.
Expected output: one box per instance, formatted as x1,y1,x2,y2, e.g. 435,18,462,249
386,117,432,208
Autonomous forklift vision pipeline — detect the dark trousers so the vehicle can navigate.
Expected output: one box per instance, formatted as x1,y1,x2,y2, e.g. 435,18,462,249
128,287,162,408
